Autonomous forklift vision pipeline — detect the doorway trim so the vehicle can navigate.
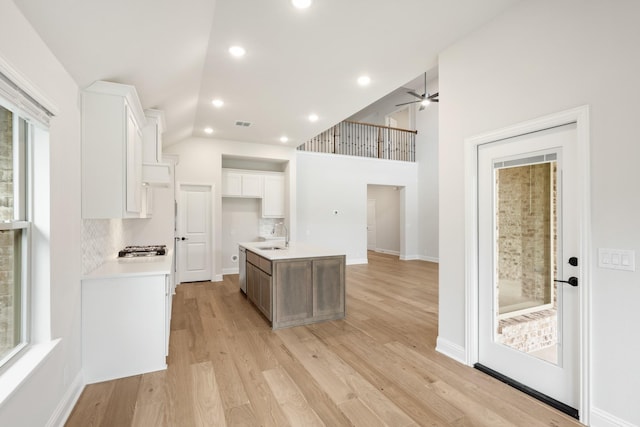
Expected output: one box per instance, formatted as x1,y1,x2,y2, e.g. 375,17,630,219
463,106,591,424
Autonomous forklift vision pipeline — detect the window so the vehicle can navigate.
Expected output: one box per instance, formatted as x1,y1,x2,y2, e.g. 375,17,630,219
0,102,30,368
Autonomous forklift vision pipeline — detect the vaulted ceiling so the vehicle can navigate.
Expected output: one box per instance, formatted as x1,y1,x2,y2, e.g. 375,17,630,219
14,0,519,147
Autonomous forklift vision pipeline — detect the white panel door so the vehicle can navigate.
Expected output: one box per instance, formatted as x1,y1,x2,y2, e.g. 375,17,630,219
478,123,580,414
367,199,376,251
177,184,212,283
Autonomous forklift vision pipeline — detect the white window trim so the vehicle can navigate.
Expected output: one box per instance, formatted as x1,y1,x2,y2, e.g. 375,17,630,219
0,55,57,407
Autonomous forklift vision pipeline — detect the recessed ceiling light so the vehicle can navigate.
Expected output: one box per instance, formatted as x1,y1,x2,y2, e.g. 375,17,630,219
204,127,214,134
308,113,319,122
280,136,289,143
228,46,246,58
292,0,312,9
357,75,371,86
211,99,224,108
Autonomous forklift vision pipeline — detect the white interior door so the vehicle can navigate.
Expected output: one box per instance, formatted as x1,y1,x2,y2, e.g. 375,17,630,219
477,123,580,414
367,199,376,251
177,184,212,283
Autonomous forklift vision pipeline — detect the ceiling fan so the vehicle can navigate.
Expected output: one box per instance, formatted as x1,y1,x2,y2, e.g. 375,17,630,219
395,72,439,110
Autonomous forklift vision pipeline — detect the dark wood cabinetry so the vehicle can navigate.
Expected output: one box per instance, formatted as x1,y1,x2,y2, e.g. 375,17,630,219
246,251,272,321
244,248,345,329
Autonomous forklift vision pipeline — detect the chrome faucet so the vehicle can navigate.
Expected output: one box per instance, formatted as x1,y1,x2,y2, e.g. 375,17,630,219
278,222,289,247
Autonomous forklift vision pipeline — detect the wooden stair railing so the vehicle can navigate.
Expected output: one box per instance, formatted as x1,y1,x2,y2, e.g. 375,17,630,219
297,120,417,162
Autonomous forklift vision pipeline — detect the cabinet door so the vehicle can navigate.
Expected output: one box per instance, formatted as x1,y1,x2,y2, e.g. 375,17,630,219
275,260,313,324
263,174,285,218
313,257,345,318
259,270,272,320
246,262,257,304
222,171,243,196
125,107,142,214
242,174,263,197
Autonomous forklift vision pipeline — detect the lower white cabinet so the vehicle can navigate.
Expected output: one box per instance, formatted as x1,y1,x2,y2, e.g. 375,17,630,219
82,273,170,384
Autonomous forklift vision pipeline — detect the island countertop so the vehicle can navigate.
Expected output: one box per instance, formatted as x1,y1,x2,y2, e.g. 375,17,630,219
239,241,345,261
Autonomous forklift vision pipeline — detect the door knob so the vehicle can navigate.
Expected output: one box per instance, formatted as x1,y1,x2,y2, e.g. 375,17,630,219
554,277,578,287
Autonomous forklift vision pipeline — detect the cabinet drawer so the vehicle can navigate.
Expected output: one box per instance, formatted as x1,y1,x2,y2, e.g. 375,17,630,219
259,257,272,275
247,250,272,275
247,250,260,266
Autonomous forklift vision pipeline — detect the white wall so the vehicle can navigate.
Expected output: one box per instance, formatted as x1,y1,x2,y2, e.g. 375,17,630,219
297,151,418,264
416,78,439,262
438,1,640,425
0,0,83,425
164,137,296,280
221,197,261,273
367,185,400,254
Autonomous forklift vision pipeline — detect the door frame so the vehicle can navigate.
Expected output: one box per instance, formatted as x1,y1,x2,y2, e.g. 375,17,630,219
176,181,215,283
367,198,377,251
463,106,591,424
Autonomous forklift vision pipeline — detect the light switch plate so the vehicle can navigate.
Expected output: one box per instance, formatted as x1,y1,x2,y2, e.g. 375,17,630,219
598,248,635,271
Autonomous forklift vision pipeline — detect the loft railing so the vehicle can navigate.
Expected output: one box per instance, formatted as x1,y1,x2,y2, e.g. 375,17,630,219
297,120,417,162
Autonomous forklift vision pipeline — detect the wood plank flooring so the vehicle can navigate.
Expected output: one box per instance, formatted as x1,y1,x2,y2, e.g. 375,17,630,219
66,252,583,426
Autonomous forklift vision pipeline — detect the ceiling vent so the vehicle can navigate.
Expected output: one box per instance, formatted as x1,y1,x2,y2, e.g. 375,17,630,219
235,120,252,127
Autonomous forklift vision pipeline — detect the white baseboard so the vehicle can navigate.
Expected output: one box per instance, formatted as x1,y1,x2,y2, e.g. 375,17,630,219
376,248,400,256
47,372,84,427
419,255,439,263
399,254,420,261
347,258,368,265
213,274,223,282
435,336,468,365
590,407,637,427
222,267,239,275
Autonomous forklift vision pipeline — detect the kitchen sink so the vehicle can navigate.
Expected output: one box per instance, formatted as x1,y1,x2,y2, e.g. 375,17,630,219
259,246,285,251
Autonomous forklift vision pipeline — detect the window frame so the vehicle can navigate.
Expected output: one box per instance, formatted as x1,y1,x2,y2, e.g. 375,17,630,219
0,101,33,371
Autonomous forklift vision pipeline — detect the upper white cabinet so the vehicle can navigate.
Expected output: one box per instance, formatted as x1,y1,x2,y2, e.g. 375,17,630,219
82,81,146,219
142,109,171,186
142,109,164,163
222,168,286,218
262,174,285,218
222,169,263,197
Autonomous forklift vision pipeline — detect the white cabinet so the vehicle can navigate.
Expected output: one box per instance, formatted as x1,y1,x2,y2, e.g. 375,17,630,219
142,109,164,163
222,169,263,197
142,109,171,186
221,168,286,218
262,174,285,218
82,273,170,384
82,81,146,218
141,185,153,218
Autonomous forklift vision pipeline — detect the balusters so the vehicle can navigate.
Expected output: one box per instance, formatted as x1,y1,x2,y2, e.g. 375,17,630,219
299,120,416,162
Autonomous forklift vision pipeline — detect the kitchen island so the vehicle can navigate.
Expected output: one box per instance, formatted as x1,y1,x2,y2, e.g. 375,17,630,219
239,242,346,329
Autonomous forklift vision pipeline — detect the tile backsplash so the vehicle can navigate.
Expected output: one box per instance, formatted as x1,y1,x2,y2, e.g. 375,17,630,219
259,218,285,238
82,219,126,274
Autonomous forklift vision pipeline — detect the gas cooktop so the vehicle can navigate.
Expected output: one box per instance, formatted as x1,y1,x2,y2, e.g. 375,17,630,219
118,245,167,258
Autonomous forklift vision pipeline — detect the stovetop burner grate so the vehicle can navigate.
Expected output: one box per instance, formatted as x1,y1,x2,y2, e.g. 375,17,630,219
118,245,167,258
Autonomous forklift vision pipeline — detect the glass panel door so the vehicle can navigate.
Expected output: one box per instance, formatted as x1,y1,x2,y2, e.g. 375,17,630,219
494,157,558,364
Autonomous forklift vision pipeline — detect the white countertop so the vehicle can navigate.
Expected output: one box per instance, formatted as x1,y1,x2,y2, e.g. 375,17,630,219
239,241,345,261
83,250,173,280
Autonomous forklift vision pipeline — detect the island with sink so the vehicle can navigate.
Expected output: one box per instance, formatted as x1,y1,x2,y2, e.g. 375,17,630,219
239,241,346,329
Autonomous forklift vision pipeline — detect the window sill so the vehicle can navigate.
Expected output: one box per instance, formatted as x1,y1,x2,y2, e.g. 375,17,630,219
0,339,60,408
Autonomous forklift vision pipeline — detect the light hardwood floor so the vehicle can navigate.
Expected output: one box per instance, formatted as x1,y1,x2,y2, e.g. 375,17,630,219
66,252,583,426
